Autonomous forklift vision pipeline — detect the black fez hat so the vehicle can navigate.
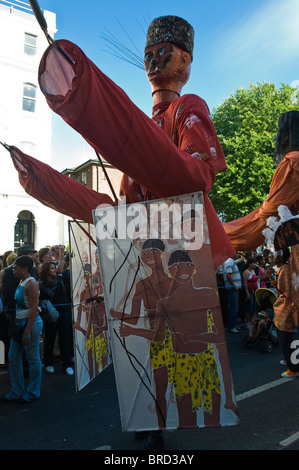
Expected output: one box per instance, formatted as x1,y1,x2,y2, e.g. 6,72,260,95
145,16,194,60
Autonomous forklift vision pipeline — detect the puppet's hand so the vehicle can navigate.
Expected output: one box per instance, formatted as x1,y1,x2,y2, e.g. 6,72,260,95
110,308,122,320
119,323,134,337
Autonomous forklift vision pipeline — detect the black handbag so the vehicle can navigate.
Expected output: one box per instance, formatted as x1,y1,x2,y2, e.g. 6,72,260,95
12,320,28,343
39,279,59,323
39,300,59,322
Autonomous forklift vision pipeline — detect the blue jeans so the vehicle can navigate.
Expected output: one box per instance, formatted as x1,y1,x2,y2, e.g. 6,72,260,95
246,292,258,315
7,316,43,401
226,287,239,329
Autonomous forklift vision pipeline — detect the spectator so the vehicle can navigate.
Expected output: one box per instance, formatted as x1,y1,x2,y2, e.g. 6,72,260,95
39,246,64,274
33,251,41,272
1,245,38,367
17,245,39,279
0,250,14,295
255,254,268,288
222,254,242,333
268,252,276,268
265,252,277,290
38,247,53,265
39,261,74,376
62,252,71,305
0,252,17,297
216,263,228,327
6,252,17,266
2,250,13,269
1,255,42,403
274,248,299,377
235,252,249,321
242,258,259,327
263,249,272,268
51,244,62,267
247,290,275,342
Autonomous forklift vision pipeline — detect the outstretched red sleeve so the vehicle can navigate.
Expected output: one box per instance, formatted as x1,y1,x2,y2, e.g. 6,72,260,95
9,146,114,223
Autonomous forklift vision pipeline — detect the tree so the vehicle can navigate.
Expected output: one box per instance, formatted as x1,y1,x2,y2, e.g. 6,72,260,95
210,82,299,221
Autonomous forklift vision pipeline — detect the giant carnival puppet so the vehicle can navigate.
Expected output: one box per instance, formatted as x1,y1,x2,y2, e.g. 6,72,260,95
2,0,296,448
3,4,241,445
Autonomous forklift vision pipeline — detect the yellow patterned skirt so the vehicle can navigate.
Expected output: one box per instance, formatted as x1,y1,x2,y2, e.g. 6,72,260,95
171,345,221,414
149,309,221,414
86,324,108,372
149,326,174,375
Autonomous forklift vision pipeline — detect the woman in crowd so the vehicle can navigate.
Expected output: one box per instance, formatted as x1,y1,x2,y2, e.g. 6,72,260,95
39,261,74,376
255,254,268,288
2,255,42,403
274,248,299,377
243,258,259,327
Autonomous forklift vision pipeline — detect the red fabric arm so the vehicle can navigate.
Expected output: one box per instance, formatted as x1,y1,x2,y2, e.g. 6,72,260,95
9,146,114,223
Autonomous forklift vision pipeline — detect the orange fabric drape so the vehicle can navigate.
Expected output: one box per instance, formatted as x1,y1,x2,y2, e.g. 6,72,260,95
223,152,299,250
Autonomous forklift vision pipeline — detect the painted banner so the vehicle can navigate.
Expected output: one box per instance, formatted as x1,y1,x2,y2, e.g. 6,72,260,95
94,192,239,431
69,221,111,392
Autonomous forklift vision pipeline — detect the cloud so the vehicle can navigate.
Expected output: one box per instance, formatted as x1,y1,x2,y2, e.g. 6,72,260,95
213,0,299,73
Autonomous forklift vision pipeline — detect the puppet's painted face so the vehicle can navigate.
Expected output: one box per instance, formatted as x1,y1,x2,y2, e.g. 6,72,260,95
144,41,189,89
144,42,174,79
168,262,195,283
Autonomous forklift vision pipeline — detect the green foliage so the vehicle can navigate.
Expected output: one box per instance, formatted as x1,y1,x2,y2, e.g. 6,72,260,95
210,82,299,221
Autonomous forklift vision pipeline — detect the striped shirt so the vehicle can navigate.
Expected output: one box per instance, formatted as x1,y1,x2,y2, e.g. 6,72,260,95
223,258,242,288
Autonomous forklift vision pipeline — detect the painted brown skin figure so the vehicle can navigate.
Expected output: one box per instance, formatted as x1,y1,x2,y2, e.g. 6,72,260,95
75,264,108,378
110,239,176,428
120,250,238,428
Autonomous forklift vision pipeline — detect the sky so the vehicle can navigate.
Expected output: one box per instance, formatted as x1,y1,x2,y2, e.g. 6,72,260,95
29,0,299,171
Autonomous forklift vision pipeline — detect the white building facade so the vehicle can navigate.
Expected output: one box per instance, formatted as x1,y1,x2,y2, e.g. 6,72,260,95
0,1,67,253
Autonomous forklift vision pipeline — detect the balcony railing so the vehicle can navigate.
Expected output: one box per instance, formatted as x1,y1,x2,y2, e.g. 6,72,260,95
0,0,33,14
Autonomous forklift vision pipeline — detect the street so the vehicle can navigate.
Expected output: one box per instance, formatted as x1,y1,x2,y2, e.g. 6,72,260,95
0,326,299,451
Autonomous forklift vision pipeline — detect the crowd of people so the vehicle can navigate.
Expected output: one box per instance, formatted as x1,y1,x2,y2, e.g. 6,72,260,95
218,245,299,379
217,248,278,334
1,238,297,404
0,244,73,403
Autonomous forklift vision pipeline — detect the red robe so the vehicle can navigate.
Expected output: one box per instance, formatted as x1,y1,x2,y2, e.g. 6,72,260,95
12,39,235,267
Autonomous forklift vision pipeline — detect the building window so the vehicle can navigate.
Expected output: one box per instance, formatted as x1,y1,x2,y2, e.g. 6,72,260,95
22,83,36,112
82,172,87,185
14,210,36,251
24,33,37,56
